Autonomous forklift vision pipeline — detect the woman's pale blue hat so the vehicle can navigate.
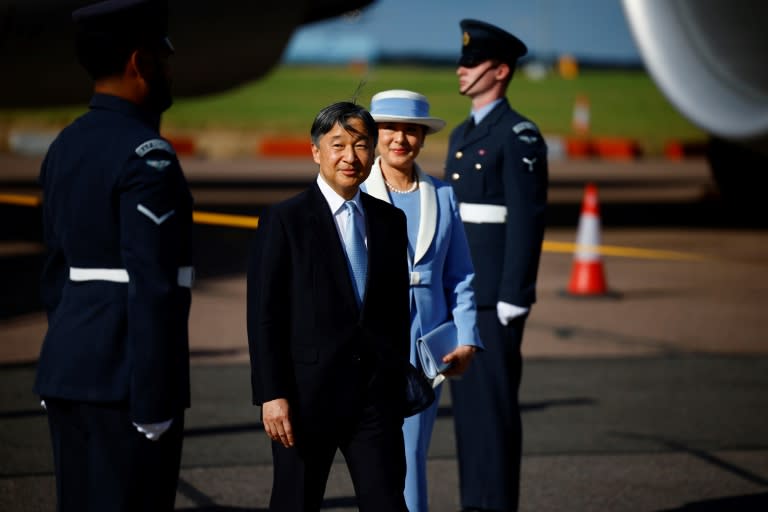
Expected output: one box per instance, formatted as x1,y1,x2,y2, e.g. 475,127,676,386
369,89,446,134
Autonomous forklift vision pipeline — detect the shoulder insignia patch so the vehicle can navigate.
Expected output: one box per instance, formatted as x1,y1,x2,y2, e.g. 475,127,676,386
518,134,539,144
135,138,175,157
145,159,172,171
513,121,538,134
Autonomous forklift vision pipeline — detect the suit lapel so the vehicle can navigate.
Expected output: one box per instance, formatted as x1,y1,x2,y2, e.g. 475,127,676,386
308,183,360,311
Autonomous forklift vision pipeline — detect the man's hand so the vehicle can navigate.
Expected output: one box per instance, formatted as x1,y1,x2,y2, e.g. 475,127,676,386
441,345,477,377
262,398,295,448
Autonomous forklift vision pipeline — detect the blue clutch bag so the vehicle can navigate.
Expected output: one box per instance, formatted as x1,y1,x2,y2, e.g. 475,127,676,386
417,321,458,379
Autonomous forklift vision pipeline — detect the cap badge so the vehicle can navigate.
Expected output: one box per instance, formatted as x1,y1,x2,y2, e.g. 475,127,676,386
463,31,470,46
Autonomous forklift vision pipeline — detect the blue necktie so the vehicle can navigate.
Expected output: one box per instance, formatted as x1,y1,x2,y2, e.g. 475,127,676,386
343,201,367,305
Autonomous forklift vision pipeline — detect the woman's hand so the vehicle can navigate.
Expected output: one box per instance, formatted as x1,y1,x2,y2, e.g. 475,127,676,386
441,345,478,377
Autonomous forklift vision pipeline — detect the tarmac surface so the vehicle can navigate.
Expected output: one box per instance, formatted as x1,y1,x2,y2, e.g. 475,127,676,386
1,155,768,511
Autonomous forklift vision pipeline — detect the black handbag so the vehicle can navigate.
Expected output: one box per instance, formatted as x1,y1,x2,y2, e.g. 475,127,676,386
403,362,436,418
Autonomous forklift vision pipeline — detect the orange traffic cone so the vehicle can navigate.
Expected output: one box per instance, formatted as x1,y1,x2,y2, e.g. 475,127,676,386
571,94,591,136
566,183,610,296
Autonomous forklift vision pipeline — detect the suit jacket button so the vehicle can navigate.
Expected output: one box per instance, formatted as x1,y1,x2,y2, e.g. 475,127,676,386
475,163,482,170
456,151,463,159
451,172,460,181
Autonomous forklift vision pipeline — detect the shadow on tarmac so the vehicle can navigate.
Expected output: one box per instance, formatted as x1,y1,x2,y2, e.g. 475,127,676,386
177,509,266,512
0,252,45,320
436,397,596,418
175,495,360,511
658,492,768,511
171,492,768,511
0,408,46,420
613,432,768,487
175,398,595,439
184,422,264,437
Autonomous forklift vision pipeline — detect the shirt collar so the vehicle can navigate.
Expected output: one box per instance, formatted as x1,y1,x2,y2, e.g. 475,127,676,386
316,174,363,216
89,93,162,130
471,98,504,125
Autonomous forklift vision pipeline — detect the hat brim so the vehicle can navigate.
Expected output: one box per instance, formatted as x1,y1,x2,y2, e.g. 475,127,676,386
372,114,446,135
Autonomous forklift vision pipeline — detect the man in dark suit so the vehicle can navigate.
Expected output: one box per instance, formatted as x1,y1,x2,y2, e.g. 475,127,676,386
444,19,549,512
247,101,411,511
33,1,192,510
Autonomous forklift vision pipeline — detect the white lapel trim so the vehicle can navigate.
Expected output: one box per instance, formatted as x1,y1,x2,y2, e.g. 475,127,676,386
413,164,436,265
364,157,391,204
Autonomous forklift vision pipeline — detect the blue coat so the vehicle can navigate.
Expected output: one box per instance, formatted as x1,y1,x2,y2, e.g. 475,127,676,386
34,94,194,424
363,158,481,351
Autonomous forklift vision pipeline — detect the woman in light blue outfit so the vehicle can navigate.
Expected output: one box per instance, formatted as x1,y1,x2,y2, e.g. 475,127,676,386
362,90,482,512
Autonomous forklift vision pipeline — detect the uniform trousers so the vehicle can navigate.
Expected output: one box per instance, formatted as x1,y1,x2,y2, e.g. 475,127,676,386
269,376,408,512
450,309,527,512
43,398,184,512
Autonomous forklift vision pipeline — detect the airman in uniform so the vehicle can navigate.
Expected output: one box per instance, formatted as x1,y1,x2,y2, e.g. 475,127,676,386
33,1,193,510
445,19,549,512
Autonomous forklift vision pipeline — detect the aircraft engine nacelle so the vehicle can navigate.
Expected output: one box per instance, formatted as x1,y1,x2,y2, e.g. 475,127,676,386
622,0,768,215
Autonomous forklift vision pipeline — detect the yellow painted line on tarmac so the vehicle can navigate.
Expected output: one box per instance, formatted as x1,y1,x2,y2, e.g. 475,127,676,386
193,210,259,229
0,193,42,207
0,194,260,229
1,193,707,261
543,241,708,261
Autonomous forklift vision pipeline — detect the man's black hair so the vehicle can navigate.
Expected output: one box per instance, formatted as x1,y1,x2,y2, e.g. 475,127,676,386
310,102,378,148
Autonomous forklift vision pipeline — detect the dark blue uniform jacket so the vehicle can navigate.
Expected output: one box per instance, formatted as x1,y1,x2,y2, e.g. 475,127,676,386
445,98,548,308
34,94,193,424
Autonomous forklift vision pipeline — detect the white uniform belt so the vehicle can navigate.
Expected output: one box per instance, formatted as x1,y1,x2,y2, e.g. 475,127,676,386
459,203,508,224
69,266,195,288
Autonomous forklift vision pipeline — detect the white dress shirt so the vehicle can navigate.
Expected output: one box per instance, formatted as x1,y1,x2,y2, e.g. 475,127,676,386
316,174,368,251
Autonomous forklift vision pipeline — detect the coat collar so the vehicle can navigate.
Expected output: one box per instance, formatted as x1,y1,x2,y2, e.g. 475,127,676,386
89,93,162,131
364,157,436,265
460,97,510,147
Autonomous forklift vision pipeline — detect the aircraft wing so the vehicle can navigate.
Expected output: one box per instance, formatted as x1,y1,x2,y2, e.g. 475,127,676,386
0,0,374,107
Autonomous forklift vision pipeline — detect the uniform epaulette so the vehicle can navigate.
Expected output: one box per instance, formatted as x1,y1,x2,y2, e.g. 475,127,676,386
135,138,175,157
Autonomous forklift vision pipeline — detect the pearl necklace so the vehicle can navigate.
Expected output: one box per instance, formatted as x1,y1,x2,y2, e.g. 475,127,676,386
385,176,418,194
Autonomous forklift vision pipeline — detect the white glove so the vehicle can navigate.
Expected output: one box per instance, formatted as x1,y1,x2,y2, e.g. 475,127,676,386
40,400,47,410
496,301,529,326
133,419,173,441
